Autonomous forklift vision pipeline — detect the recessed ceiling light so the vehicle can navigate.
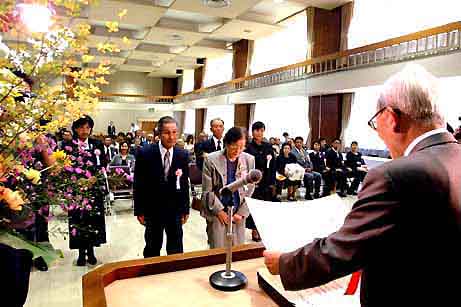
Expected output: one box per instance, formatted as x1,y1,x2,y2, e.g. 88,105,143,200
170,34,183,41
202,0,231,8
243,29,252,33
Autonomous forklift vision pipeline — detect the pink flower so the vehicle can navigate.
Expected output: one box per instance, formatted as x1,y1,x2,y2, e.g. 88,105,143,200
71,176,77,182
175,169,183,177
64,146,72,152
85,170,92,178
125,174,134,182
115,168,124,175
86,160,93,166
71,228,77,237
64,166,74,172
75,167,83,174
94,149,101,156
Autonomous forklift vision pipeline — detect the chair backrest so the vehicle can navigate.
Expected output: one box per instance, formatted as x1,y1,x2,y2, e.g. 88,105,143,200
188,163,202,185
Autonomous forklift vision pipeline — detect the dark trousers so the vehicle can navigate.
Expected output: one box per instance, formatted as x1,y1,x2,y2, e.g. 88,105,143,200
143,215,183,258
323,169,347,194
303,171,322,195
348,169,367,192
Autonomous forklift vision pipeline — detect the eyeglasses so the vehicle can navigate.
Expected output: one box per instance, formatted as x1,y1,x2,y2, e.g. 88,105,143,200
367,107,401,130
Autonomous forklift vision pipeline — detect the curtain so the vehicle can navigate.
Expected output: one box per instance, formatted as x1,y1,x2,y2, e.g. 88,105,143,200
340,93,354,150
232,39,254,79
181,69,194,94
349,0,461,49
183,109,196,135
203,53,233,87
340,1,354,67
307,96,317,147
253,97,309,141
204,105,234,133
173,111,185,137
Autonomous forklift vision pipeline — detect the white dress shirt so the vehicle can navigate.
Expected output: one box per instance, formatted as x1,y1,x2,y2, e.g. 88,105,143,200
212,136,223,150
159,141,174,167
404,128,447,157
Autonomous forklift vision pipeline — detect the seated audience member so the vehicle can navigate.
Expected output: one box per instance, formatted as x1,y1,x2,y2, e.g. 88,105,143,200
319,137,330,155
282,132,290,143
185,135,195,153
276,143,299,201
110,141,135,171
176,138,185,150
345,141,368,195
146,133,155,145
201,127,255,248
103,136,118,166
59,129,73,149
309,140,331,197
325,138,348,197
273,137,281,156
129,137,142,156
291,137,321,199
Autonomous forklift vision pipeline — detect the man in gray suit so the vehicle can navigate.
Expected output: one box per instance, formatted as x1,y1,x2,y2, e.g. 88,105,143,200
201,127,255,248
291,136,322,199
264,64,461,306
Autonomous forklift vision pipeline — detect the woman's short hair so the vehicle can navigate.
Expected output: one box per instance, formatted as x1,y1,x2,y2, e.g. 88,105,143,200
223,127,246,146
71,115,94,135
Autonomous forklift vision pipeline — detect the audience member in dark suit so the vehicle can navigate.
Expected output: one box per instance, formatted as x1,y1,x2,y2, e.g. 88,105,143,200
107,121,116,137
103,136,118,166
309,140,331,197
195,118,225,171
324,138,348,197
275,143,298,201
264,64,461,307
67,116,107,266
319,137,330,155
291,136,322,199
345,141,368,195
59,129,73,150
244,121,277,241
134,116,190,258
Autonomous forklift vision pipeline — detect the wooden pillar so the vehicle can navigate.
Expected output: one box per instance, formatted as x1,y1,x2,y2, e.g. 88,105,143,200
194,59,207,90
232,39,254,130
195,108,205,139
307,4,346,144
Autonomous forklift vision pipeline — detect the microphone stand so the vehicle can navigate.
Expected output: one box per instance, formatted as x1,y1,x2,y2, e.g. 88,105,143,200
209,190,248,291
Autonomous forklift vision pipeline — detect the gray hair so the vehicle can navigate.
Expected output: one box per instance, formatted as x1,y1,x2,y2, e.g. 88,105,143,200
157,116,177,133
210,118,224,127
378,64,444,126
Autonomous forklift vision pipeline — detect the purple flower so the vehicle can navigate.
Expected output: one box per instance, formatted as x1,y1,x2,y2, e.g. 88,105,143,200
126,174,134,182
77,157,83,163
115,168,124,175
64,146,72,152
86,205,92,210
86,160,94,166
74,167,83,174
71,228,77,237
64,166,74,172
82,198,89,205
71,176,77,182
85,170,92,178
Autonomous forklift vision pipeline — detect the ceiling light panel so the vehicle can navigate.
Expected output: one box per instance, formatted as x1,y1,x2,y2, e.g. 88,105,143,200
170,0,263,19
144,27,208,46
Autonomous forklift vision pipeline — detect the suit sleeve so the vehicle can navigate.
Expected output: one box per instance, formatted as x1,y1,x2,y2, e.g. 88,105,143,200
133,149,147,216
279,167,401,290
236,155,255,218
201,156,224,215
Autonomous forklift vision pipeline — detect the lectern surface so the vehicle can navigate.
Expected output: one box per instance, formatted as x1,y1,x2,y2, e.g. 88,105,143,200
104,257,276,307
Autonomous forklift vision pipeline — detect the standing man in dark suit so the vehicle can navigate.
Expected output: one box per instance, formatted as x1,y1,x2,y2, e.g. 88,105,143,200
325,138,348,197
195,118,225,171
107,121,116,137
103,136,118,166
134,116,190,258
264,65,461,307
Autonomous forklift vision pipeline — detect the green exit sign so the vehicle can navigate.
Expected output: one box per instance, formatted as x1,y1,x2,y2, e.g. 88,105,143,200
148,107,155,112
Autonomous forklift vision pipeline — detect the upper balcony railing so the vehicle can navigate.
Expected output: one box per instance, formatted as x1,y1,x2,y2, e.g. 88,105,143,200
174,21,461,103
99,22,461,105
97,93,175,104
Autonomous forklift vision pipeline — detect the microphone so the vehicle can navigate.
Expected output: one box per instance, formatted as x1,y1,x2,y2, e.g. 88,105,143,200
219,169,262,195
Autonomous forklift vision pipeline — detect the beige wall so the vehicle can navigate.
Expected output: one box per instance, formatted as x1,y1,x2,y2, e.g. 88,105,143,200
92,103,173,134
102,71,163,96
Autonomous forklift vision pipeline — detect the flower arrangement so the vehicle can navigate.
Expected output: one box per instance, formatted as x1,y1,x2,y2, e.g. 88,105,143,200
0,0,129,261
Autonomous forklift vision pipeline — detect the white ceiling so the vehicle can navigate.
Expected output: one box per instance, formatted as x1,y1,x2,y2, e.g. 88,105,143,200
3,0,350,78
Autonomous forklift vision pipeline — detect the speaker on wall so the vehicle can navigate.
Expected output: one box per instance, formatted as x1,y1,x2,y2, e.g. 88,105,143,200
176,69,183,75
196,58,206,65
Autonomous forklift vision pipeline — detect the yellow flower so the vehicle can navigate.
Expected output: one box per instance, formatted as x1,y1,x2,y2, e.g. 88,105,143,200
0,187,25,211
52,150,67,161
118,9,127,19
95,77,108,85
105,21,119,33
82,54,94,63
23,168,42,185
122,36,131,45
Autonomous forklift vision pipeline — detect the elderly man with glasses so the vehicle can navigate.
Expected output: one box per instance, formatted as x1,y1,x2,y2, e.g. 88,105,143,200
264,64,461,307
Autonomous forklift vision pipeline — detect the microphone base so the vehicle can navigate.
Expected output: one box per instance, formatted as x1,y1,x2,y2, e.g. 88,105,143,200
209,270,248,292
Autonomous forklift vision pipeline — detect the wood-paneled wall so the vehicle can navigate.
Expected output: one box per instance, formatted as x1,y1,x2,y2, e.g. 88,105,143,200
312,7,342,58
309,94,342,145
195,108,205,139
194,66,206,90
234,104,253,130
162,77,179,96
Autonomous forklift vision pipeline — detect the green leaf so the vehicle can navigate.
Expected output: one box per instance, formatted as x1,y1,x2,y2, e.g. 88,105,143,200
0,229,63,266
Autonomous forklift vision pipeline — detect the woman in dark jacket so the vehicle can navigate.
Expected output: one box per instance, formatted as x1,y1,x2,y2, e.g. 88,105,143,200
65,116,107,266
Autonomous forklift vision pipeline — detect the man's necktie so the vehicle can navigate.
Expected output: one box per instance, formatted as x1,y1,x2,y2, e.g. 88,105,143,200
164,150,170,180
217,140,222,151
